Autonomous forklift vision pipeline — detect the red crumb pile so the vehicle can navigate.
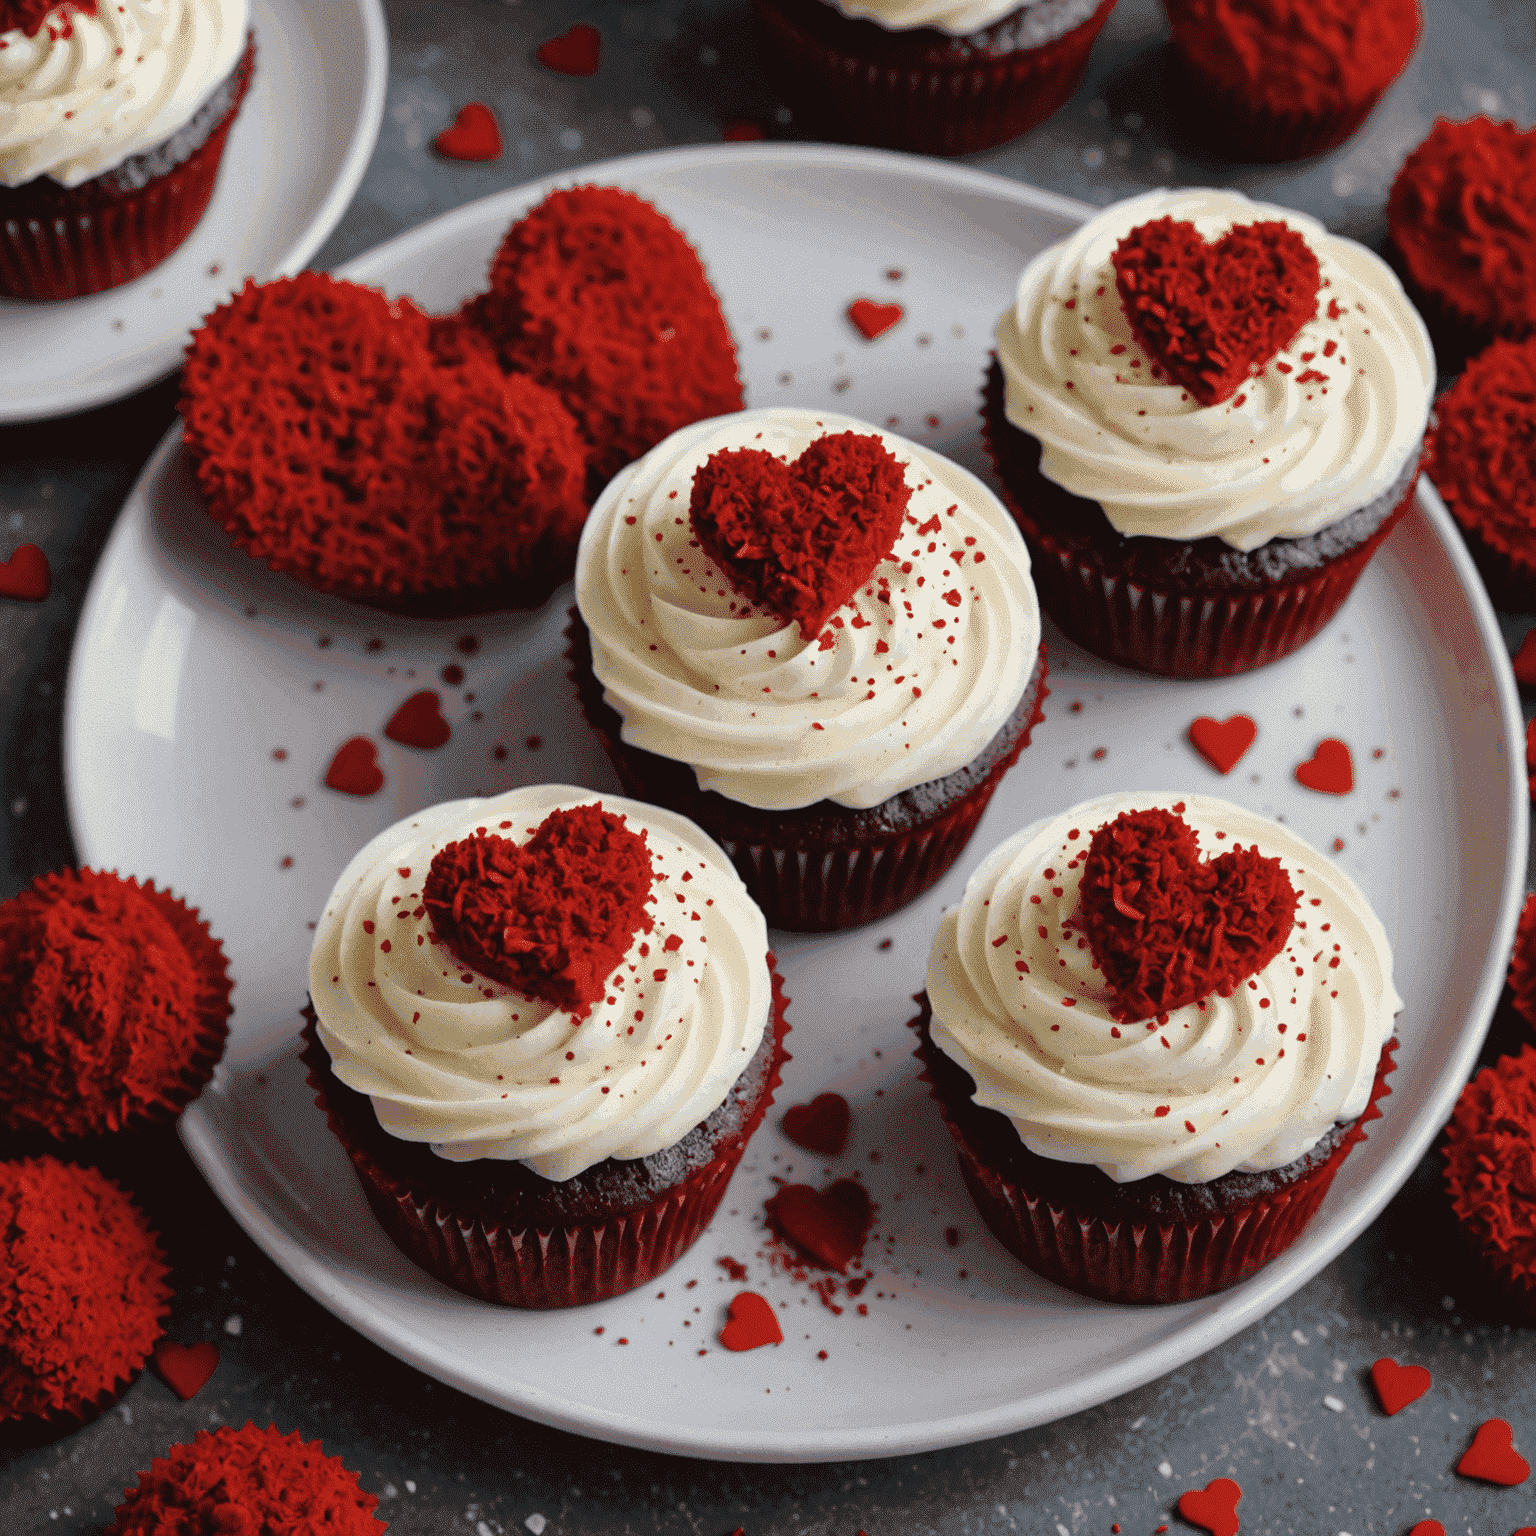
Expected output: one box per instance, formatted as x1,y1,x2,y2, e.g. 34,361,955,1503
0,868,231,1139
423,804,655,1016
180,272,587,600
1112,217,1321,406
689,431,912,636
1511,893,1536,1031
464,186,743,492
105,1423,386,1535
1,1,97,36
1077,806,1299,1023
1,1157,170,1423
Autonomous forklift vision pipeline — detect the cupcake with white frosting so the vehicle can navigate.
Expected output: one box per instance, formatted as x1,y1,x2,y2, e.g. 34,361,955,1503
913,791,1400,1303
985,186,1434,676
0,0,255,300
570,405,1049,932
302,785,790,1309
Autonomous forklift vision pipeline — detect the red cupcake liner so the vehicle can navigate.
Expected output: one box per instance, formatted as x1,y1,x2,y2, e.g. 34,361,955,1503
911,993,1397,1304
0,35,255,302
751,0,1117,157
302,966,792,1309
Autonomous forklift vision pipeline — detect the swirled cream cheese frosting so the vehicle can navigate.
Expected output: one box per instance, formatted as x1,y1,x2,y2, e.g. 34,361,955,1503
828,0,1041,34
0,0,249,187
996,187,1434,551
308,786,772,1184
927,791,1400,1183
576,407,1041,812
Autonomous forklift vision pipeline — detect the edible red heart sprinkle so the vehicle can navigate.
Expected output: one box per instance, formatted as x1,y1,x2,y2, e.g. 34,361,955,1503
848,298,904,341
151,1340,220,1401
1295,737,1354,794
1509,893,1536,1029
536,21,600,75
765,1178,874,1273
1456,1417,1531,1485
0,0,95,37
422,803,654,1016
1369,1356,1432,1415
434,101,502,160
1077,807,1297,1023
1,1157,170,1421
1188,713,1258,774
1111,217,1320,406
384,689,451,750
1407,1523,1445,1536
718,1291,783,1351
781,1092,852,1156
0,542,51,601
722,120,766,141
1514,629,1536,687
689,431,911,636
1176,1476,1242,1536
324,737,385,797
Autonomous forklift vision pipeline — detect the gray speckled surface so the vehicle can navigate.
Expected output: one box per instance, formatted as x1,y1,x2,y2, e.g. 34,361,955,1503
3,1,1536,1531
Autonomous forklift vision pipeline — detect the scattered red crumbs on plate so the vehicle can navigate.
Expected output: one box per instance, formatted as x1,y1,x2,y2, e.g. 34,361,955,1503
723,120,766,141
383,689,451,750
151,1340,220,1401
441,663,464,686
433,101,502,160
717,1256,748,1281
0,542,50,601
1456,1417,1530,1485
324,737,384,797
1514,629,1536,687
526,734,543,751
847,298,904,341
1188,713,1257,775
1176,1476,1241,1536
535,21,600,75
765,1178,874,1273
781,1092,851,1156
1295,737,1355,795
718,1291,783,1351
1369,1356,1432,1415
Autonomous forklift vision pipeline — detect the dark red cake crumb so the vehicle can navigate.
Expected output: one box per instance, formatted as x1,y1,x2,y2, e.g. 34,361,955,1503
423,804,655,1016
1077,807,1298,1023
105,1422,385,1535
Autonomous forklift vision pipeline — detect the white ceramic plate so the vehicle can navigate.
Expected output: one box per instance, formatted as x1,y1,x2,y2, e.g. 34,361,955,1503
0,0,387,423
63,145,1529,1464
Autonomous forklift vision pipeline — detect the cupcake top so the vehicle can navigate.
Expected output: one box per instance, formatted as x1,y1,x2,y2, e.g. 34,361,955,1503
1,1156,171,1423
577,406,1041,812
309,786,773,1183
927,791,1400,1183
0,0,250,189
997,187,1434,551
0,868,232,1140
105,1422,385,1535
827,0,1044,34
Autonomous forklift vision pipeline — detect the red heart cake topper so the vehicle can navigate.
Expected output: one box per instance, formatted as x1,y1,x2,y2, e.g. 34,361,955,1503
1189,713,1257,775
152,1340,220,1401
384,689,452,750
324,736,385,797
1456,1417,1530,1485
0,542,51,601
1112,216,1321,407
536,22,601,76
1077,806,1298,1023
1295,738,1354,795
718,1291,783,1351
848,298,904,341
422,803,654,1017
765,1177,874,1272
781,1092,852,1156
1177,1477,1242,1536
1369,1356,1432,1415
689,431,912,637
434,102,502,161
1407,1523,1445,1536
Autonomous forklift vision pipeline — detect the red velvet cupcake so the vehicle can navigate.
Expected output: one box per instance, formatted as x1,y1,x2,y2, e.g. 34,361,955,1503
1161,0,1420,162
1,1157,171,1442
0,868,231,1145
304,787,790,1308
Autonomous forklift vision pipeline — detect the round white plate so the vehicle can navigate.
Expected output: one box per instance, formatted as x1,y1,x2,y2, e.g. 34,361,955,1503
64,145,1529,1463
0,0,387,423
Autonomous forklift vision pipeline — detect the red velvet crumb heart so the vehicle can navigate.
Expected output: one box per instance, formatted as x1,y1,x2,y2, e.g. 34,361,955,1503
1456,1417,1530,1485
718,1291,783,1351
435,101,502,161
1295,738,1354,794
765,1178,873,1272
152,1340,219,1401
536,22,600,75
384,690,451,750
0,542,51,601
1176,1477,1241,1536
324,737,384,797
781,1092,851,1156
1188,714,1257,775
847,299,904,341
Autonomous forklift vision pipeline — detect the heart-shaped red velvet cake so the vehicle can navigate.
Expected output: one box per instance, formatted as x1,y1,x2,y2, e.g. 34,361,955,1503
689,430,912,637
1077,805,1298,1023
422,803,654,1017
1112,216,1322,407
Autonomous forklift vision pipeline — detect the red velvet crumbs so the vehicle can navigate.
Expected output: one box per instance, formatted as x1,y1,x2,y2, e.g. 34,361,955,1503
1510,893,1536,1030
689,431,911,636
765,1178,874,1273
1111,217,1321,406
1077,807,1298,1023
718,1291,783,1351
0,1,97,36
104,1422,386,1535
1176,1477,1242,1536
0,542,51,601
422,804,654,1016
781,1092,852,1156
0,1157,170,1424
0,869,232,1139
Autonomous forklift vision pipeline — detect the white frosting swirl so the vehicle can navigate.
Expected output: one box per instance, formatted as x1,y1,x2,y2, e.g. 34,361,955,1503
927,792,1400,1183
996,188,1434,552
829,0,1041,34
0,0,249,187
309,787,773,1184
576,408,1041,812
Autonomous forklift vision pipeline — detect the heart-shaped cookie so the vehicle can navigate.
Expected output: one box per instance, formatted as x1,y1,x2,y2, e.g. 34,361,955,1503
422,803,654,1016
765,1177,874,1272
848,298,904,341
435,102,502,161
153,1340,219,1401
781,1092,852,1157
1369,1356,1432,1416
718,1291,783,1351
1189,713,1257,775
1112,216,1321,407
536,22,601,76
689,431,912,637
1177,1477,1242,1536
0,542,50,601
324,737,385,797
1456,1417,1530,1485
1077,806,1298,1023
